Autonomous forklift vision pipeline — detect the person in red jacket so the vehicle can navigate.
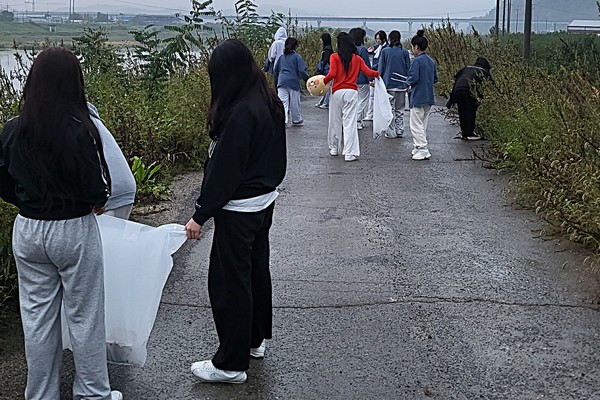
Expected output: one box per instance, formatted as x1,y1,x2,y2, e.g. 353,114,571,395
323,32,379,162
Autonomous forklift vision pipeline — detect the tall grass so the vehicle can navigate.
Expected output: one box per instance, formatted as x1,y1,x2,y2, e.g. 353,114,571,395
428,24,600,253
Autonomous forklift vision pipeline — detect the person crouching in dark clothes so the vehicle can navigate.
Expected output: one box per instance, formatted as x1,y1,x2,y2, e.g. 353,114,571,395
447,57,492,140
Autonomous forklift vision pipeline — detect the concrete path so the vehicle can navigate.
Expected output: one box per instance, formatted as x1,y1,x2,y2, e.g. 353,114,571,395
105,96,600,399
2,95,599,399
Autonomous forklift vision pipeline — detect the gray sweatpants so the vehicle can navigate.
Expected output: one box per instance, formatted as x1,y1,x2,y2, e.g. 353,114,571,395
13,213,112,400
387,90,406,136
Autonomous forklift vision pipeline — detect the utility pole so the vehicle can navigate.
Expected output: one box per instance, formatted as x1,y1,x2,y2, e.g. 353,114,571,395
515,7,519,33
507,0,511,34
524,0,532,59
495,0,500,36
502,0,506,35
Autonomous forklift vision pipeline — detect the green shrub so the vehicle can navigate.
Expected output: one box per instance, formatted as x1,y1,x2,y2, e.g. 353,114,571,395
0,202,17,307
428,24,600,252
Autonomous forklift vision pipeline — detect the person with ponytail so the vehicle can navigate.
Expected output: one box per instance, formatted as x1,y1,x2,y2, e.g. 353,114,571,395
406,30,438,160
0,47,122,400
323,32,379,162
185,39,287,384
378,30,411,138
350,28,371,130
273,37,309,127
315,32,334,109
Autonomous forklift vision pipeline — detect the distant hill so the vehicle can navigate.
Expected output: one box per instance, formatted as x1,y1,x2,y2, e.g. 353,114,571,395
481,0,598,22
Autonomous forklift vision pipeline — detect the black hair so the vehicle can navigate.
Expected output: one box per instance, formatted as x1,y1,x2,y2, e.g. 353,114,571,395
284,37,298,55
17,47,109,207
321,32,332,48
350,28,366,46
375,30,387,45
411,29,428,51
337,32,356,74
207,39,283,140
388,30,401,47
475,57,491,70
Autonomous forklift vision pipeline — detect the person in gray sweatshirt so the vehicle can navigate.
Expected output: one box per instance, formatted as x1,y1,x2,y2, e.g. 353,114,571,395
378,30,411,138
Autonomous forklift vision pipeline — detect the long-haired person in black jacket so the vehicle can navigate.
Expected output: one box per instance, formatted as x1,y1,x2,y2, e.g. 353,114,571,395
0,48,123,400
185,39,287,384
315,32,334,109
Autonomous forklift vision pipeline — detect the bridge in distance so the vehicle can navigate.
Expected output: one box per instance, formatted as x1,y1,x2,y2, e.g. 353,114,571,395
206,15,572,31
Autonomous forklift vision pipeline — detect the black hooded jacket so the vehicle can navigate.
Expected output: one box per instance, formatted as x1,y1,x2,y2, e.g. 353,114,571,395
451,57,492,96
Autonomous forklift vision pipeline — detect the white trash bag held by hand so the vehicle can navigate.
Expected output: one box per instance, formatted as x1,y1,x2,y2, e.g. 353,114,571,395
61,215,187,366
373,77,393,139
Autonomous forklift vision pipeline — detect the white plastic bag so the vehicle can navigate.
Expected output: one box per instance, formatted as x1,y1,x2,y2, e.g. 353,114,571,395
62,215,187,366
373,77,393,139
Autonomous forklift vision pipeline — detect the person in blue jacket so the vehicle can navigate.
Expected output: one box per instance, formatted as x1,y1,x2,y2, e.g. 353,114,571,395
406,30,438,161
273,37,309,127
378,30,411,138
350,28,371,130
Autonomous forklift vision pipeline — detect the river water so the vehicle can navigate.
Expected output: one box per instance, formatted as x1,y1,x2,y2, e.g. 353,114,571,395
0,49,29,91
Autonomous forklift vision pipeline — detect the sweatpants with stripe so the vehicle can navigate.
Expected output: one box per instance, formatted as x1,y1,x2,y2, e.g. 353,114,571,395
387,90,407,136
12,213,112,400
328,89,360,157
209,203,274,371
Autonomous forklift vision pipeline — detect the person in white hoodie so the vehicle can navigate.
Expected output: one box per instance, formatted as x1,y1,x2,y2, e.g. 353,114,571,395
267,27,287,74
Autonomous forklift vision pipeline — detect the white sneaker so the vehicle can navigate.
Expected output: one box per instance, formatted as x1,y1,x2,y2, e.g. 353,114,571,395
329,148,338,156
357,121,364,130
250,340,266,359
384,132,399,139
465,134,482,141
411,148,431,160
344,155,358,162
191,360,247,384
111,391,123,400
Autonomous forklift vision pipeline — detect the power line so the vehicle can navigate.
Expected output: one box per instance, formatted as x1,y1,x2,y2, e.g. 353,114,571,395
107,0,189,13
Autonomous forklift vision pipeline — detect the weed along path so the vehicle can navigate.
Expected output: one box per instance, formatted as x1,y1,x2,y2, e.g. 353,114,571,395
1,95,600,399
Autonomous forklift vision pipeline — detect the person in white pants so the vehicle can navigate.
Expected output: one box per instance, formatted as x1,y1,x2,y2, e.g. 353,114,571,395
328,89,359,157
323,32,379,162
406,30,438,161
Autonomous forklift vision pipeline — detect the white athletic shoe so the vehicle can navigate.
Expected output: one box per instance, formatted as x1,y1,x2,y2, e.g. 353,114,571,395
250,340,266,359
344,155,358,162
191,360,247,383
329,148,339,156
111,391,123,400
357,121,364,130
411,148,431,160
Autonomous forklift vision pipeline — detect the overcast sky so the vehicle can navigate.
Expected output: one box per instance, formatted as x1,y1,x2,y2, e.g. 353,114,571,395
17,0,497,18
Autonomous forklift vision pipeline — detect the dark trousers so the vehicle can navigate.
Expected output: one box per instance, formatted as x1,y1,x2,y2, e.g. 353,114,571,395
209,203,274,371
455,90,479,137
